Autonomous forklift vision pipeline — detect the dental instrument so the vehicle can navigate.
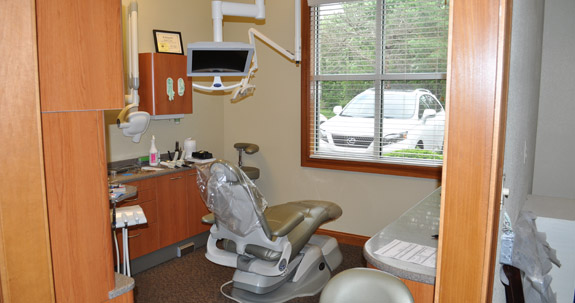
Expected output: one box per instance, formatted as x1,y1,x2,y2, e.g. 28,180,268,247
117,0,151,143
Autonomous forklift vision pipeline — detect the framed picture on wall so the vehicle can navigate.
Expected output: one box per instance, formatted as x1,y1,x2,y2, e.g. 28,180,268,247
153,30,184,55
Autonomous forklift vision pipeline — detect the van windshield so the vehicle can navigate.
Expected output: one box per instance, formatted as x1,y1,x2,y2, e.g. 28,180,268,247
340,91,416,119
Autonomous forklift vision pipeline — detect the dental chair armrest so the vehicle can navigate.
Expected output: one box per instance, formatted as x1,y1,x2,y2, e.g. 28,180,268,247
202,213,215,224
267,212,305,237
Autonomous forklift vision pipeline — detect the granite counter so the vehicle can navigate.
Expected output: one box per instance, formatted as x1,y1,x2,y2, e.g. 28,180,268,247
363,187,441,285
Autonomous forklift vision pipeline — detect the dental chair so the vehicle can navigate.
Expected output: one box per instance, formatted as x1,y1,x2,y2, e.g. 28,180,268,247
196,159,343,302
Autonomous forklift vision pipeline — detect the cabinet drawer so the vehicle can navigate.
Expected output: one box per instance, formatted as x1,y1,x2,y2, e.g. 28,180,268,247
121,187,156,205
116,222,159,261
126,177,156,191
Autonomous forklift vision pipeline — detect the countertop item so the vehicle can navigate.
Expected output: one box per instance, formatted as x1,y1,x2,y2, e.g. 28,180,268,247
363,187,441,285
109,184,138,203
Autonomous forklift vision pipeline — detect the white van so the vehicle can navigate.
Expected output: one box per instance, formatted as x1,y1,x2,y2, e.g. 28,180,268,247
318,88,445,157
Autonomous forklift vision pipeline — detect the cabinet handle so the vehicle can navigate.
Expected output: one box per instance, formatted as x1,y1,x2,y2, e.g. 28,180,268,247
128,233,142,239
124,197,138,202
170,176,183,180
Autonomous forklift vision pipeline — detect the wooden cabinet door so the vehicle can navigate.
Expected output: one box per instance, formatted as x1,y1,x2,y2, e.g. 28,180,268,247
42,111,114,302
157,172,189,247
186,172,211,236
139,53,193,116
36,0,124,112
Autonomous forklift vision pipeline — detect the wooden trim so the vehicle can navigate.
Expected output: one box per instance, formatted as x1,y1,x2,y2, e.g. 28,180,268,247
0,0,55,301
107,290,134,303
315,229,370,247
483,0,513,300
434,0,511,301
302,158,442,179
400,278,435,303
299,0,442,180
367,263,434,303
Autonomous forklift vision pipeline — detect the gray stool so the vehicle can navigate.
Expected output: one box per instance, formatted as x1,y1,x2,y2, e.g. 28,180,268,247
234,143,260,180
319,268,414,303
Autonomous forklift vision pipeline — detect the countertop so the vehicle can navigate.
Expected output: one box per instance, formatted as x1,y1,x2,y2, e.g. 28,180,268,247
363,187,441,285
108,161,206,184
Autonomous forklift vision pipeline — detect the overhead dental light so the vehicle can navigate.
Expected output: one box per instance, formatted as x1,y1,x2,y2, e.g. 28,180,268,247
187,0,301,102
117,0,150,143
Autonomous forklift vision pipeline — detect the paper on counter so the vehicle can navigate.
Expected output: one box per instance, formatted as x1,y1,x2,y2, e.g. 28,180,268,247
142,166,165,171
374,239,437,268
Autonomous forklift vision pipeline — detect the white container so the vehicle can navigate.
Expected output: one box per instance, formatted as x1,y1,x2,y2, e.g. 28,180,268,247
184,138,196,160
149,135,160,166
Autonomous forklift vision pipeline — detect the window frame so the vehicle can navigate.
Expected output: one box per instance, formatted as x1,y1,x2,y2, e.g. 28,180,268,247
300,0,443,179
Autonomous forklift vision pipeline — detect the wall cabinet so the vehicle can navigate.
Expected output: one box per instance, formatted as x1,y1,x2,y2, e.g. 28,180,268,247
139,53,193,116
36,0,124,112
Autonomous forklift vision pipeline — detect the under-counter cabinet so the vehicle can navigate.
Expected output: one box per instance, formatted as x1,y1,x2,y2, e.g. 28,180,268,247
115,171,211,263
117,178,160,260
157,172,190,247
187,172,211,236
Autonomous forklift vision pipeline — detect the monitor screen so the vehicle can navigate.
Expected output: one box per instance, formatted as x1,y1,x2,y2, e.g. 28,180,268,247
187,42,254,77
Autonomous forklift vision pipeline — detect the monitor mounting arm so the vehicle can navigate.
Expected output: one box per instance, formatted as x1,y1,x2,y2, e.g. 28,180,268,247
191,0,301,101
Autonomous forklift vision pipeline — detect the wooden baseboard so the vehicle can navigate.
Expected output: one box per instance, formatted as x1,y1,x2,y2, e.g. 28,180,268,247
315,229,370,247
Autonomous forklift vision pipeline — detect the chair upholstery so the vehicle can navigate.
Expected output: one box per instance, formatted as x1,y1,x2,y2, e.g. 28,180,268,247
224,200,342,261
319,268,414,303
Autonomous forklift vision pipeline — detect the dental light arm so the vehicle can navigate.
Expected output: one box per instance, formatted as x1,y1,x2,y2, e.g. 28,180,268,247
189,0,301,102
117,0,150,143
230,25,301,102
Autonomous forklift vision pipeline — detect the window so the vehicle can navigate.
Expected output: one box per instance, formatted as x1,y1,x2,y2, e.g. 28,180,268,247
301,0,449,178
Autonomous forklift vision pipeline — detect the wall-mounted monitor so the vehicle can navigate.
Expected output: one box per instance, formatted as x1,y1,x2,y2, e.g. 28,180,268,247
187,42,254,77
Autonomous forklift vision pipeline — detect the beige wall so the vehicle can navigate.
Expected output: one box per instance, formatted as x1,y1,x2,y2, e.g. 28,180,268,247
107,0,439,237
105,0,224,162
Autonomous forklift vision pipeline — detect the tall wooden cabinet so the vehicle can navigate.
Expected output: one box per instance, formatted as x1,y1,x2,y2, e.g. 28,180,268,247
36,0,124,112
41,112,115,301
35,0,127,302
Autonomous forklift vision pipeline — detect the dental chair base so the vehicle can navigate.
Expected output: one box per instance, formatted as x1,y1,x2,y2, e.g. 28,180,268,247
226,235,342,303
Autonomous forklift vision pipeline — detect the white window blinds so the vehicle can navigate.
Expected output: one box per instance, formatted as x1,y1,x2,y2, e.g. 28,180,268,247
308,0,449,167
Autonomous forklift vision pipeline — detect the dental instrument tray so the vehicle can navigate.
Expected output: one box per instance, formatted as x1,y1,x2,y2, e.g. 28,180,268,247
192,150,213,159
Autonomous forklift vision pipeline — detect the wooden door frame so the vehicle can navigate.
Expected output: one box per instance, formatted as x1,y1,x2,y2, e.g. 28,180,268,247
435,0,512,301
0,0,55,302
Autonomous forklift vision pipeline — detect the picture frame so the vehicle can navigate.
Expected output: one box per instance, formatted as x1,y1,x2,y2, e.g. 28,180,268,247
153,30,184,55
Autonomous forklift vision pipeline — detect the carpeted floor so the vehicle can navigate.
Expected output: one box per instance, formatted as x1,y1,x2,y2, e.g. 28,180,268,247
133,243,366,302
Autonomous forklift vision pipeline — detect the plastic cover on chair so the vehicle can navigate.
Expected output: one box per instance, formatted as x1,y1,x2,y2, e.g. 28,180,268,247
196,160,268,237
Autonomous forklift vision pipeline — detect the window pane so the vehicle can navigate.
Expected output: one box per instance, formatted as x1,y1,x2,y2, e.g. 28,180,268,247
314,1,378,75
308,0,449,169
384,0,449,74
